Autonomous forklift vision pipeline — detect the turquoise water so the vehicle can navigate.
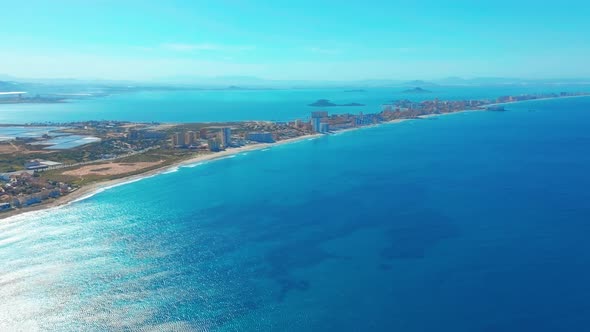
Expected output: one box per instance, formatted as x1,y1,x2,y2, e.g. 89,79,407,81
34,135,102,150
1,96,590,330
1,85,589,123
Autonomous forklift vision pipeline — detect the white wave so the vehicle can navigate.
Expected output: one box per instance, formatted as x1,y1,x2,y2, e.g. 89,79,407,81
69,175,154,204
0,203,69,225
161,166,179,174
69,189,106,203
182,161,205,168
0,91,27,95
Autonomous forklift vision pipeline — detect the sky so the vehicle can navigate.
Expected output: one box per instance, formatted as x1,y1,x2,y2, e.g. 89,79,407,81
1,0,590,81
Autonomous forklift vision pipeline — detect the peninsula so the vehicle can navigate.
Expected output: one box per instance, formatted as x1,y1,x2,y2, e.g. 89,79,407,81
1,91,588,219
308,99,365,107
0,93,66,104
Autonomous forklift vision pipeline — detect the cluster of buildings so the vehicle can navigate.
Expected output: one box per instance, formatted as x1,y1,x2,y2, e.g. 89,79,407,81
290,111,383,133
245,132,274,143
495,92,586,103
311,111,330,133
171,127,233,151
382,99,489,114
0,171,72,211
241,121,303,141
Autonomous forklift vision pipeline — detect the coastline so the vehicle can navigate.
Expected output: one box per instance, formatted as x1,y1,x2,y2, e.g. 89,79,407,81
0,133,322,221
0,107,506,222
418,108,483,118
488,94,590,107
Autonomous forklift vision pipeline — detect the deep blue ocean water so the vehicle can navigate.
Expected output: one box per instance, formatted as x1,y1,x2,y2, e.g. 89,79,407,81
1,96,590,331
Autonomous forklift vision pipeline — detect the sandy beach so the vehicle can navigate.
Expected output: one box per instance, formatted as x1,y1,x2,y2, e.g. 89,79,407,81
0,109,492,221
0,133,323,221
484,94,590,109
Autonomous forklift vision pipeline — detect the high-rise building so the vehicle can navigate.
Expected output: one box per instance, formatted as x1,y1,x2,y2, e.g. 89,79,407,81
356,112,371,126
311,111,328,133
208,138,222,151
185,131,195,146
220,127,232,147
172,132,185,147
199,128,208,139
311,117,322,133
246,132,274,143
319,123,330,133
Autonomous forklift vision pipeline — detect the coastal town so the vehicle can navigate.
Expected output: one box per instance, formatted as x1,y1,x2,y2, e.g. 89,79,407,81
0,91,587,216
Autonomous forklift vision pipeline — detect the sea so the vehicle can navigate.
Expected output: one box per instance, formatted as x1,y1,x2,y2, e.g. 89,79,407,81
1,87,590,331
1,84,589,123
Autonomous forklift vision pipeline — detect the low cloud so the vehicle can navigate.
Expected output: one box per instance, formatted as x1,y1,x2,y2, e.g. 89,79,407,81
308,47,341,55
161,43,255,52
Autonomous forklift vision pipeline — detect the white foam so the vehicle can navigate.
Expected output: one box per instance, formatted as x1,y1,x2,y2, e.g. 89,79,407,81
182,161,205,168
161,166,179,174
69,189,105,203
69,175,154,204
0,203,69,225
0,91,27,95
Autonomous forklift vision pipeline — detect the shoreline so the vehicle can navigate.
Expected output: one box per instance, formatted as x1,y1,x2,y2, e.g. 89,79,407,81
488,94,590,107
0,133,323,221
0,104,541,221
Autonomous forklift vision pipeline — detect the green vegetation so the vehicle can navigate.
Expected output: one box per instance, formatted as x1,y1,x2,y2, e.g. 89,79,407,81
40,148,207,186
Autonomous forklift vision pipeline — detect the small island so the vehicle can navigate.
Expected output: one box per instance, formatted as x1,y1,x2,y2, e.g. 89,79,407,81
344,89,366,93
402,87,432,94
308,99,365,107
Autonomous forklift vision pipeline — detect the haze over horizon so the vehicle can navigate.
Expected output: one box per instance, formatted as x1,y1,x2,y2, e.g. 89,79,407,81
2,0,590,81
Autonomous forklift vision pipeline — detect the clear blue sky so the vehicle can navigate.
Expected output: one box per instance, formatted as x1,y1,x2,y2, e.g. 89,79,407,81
2,0,589,81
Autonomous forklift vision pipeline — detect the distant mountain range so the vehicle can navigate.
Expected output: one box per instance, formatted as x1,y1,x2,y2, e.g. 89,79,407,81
151,76,590,88
433,77,590,86
2,74,590,95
